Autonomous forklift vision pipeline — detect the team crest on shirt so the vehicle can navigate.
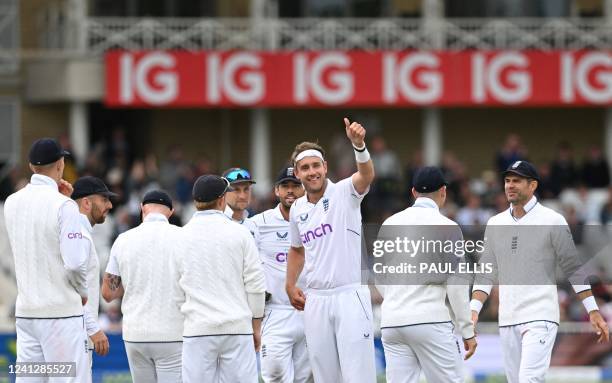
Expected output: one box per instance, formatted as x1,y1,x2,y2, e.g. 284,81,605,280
276,231,288,240
323,198,329,212
299,213,309,222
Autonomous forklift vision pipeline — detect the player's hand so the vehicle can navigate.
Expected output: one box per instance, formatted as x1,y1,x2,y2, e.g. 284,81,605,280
58,179,73,197
589,310,609,343
471,310,479,328
463,337,477,360
344,118,365,148
90,330,109,356
81,297,88,306
286,285,306,311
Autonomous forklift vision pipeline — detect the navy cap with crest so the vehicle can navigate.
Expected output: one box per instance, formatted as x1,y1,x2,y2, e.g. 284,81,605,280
193,175,232,203
275,166,301,185
28,138,70,166
503,160,540,181
142,190,173,210
71,176,118,200
413,166,447,193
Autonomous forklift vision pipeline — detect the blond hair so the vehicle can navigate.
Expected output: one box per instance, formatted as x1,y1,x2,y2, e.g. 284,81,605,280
194,200,219,211
290,142,326,165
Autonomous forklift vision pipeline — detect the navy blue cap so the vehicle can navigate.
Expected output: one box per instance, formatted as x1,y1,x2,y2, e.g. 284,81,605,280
413,166,447,193
193,175,231,203
275,166,301,185
503,160,540,181
71,176,117,200
142,190,173,210
28,138,70,166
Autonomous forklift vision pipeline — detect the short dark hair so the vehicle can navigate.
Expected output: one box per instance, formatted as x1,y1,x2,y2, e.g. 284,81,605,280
291,142,326,165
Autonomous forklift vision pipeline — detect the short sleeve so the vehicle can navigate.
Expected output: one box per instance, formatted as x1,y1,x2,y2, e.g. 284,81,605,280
338,177,369,208
289,206,303,248
106,237,122,276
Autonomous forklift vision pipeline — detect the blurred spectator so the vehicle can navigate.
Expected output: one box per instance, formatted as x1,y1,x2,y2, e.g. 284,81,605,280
456,194,493,226
58,134,79,183
600,187,612,225
159,145,186,195
495,134,527,175
576,0,604,17
550,142,579,197
537,163,556,200
582,145,610,189
442,151,469,206
0,164,17,201
330,133,356,180
391,0,422,17
367,136,403,221
403,149,424,202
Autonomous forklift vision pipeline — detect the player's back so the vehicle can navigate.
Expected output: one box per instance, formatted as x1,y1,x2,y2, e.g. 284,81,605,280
178,210,265,336
113,216,184,341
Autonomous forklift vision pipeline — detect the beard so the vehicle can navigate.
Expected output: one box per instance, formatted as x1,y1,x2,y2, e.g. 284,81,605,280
92,205,108,224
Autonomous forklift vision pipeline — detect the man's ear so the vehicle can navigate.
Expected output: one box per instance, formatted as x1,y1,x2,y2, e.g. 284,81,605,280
411,187,418,199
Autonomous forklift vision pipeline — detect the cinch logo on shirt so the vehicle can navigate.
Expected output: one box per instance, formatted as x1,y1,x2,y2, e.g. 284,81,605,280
67,232,83,239
275,252,288,262
301,223,333,244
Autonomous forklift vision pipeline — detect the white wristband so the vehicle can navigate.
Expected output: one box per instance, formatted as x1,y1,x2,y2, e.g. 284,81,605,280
470,299,483,314
582,295,599,313
353,144,370,163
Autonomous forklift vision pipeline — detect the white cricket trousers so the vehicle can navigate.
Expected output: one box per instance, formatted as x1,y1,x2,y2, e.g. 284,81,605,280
381,322,464,383
500,321,558,383
15,316,91,383
260,305,313,383
124,341,182,383
181,334,258,383
304,284,376,383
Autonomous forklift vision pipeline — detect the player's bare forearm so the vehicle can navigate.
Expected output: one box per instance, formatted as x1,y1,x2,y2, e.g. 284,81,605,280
286,246,305,289
471,290,488,303
352,160,375,195
577,289,593,301
101,273,124,302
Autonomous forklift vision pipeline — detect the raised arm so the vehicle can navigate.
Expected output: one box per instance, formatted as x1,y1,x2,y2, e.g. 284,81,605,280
345,118,375,195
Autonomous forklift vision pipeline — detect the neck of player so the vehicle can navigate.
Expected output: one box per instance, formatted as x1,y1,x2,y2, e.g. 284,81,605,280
306,180,327,205
280,204,290,221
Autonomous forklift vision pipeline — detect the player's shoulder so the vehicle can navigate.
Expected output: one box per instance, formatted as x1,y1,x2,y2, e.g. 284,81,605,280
534,202,567,224
487,209,511,225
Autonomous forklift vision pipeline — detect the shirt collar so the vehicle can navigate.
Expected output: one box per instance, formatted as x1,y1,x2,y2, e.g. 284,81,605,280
274,204,288,221
30,174,58,189
224,204,249,223
194,209,229,220
79,213,93,233
412,197,439,210
306,179,335,204
143,213,169,223
510,195,537,217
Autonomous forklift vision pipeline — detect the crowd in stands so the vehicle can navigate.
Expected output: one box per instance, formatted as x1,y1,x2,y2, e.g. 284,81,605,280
1,131,611,356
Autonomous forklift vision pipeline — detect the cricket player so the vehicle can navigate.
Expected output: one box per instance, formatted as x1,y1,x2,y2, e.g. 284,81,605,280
222,167,257,233
102,190,184,383
177,175,266,383
286,118,377,382
4,138,91,382
72,176,115,364
471,160,609,383
249,166,312,383
378,166,476,383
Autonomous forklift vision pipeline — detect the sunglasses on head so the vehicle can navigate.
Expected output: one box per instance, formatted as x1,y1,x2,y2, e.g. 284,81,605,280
225,169,251,183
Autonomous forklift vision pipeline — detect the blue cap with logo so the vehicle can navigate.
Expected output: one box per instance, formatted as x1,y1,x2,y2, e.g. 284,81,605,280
503,160,539,181
275,165,300,185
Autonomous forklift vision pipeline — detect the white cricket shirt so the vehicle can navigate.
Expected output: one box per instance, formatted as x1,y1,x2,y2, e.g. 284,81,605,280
106,213,184,342
379,197,474,339
250,204,307,307
289,178,367,290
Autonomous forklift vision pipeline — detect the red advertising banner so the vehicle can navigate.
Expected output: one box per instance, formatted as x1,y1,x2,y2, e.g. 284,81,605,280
105,50,612,107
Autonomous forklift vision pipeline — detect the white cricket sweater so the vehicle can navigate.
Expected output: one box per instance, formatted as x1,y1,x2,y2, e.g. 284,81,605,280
177,210,266,337
378,198,475,339
474,197,590,327
109,214,184,342
81,215,101,345
4,177,84,318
